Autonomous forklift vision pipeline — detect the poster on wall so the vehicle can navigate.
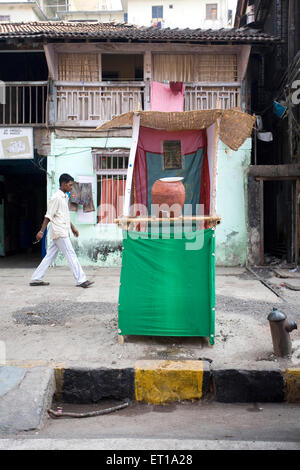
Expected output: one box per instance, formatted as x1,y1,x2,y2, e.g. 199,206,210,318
0,127,33,160
76,174,96,224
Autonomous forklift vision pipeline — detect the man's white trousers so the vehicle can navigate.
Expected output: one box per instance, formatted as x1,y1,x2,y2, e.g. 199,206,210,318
31,237,87,285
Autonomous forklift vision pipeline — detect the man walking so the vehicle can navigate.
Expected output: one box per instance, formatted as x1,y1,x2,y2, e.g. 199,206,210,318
30,173,94,288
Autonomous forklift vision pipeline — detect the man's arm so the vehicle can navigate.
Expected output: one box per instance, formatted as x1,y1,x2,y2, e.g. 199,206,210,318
70,222,79,238
36,196,58,241
36,217,50,241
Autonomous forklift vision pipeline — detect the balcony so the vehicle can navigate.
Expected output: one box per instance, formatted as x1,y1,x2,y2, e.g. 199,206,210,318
53,82,145,126
0,81,48,126
37,0,70,19
53,82,240,126
0,81,241,128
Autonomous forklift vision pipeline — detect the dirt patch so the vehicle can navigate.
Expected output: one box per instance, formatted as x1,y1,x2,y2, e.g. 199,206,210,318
12,301,118,326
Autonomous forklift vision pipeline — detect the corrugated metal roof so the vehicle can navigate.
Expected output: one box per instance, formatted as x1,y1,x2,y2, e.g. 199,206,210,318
0,21,279,43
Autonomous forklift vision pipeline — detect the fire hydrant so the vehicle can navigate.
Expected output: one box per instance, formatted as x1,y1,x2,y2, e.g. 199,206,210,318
267,307,297,357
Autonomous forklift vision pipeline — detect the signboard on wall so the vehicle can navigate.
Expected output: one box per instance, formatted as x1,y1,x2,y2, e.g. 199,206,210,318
0,127,33,160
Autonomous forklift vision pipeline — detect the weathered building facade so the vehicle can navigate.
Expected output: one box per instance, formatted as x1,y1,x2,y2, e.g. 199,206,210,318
0,21,277,265
235,0,300,266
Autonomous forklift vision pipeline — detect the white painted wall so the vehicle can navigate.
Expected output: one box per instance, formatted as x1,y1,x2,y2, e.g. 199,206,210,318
127,0,235,29
0,0,124,21
0,3,41,21
68,0,123,13
61,11,124,21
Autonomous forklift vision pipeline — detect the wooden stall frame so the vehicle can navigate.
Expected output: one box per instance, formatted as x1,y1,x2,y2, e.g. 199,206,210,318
123,113,140,217
118,114,221,345
115,215,221,230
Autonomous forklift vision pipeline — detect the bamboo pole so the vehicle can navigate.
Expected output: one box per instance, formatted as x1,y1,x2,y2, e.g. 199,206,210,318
123,113,140,217
211,117,220,216
115,215,221,227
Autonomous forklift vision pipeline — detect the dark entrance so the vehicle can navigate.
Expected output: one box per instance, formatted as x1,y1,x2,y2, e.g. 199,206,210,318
0,154,46,264
264,179,295,263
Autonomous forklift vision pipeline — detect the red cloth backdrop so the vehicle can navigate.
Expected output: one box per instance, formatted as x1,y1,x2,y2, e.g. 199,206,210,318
134,126,210,217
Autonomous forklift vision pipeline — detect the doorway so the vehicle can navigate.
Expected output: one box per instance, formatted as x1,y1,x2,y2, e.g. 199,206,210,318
0,155,46,266
260,178,299,266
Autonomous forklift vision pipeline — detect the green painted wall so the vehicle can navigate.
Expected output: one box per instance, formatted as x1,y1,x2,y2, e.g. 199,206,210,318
215,138,252,266
47,134,131,267
47,133,251,267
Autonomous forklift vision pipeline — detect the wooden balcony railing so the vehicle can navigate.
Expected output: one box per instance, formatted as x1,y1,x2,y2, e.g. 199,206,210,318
53,81,144,125
184,84,241,111
0,81,48,126
53,82,240,125
0,81,241,128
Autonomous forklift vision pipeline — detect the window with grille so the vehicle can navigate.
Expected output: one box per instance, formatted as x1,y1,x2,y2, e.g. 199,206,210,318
93,150,129,224
206,3,218,20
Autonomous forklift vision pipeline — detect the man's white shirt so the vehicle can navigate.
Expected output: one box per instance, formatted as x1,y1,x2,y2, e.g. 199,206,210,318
45,189,70,239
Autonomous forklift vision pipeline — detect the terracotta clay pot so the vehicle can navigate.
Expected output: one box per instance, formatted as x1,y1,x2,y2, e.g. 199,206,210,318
151,177,185,217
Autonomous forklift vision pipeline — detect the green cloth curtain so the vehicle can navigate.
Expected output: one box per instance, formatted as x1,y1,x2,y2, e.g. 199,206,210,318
118,227,215,344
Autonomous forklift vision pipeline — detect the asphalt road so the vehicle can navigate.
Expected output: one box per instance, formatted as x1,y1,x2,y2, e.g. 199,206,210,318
1,401,300,450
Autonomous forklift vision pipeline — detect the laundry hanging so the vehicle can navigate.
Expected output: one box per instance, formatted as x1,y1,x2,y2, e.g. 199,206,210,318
150,81,185,112
69,182,95,213
169,81,184,93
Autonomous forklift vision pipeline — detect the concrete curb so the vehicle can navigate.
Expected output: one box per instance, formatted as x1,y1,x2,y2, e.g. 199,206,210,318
134,360,211,404
213,369,285,403
54,362,300,405
1,362,300,434
0,366,55,434
54,361,211,404
54,367,135,403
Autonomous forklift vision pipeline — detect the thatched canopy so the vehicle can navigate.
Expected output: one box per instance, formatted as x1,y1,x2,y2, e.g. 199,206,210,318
96,109,255,151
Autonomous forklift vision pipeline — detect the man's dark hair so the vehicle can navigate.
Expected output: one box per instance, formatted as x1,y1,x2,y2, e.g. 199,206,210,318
59,173,74,186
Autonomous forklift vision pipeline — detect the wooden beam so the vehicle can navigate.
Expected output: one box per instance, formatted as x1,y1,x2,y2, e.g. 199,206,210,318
144,50,151,111
238,45,251,81
296,178,300,265
249,164,300,178
53,42,245,55
54,128,133,138
256,176,298,181
116,216,221,223
259,178,264,266
43,44,57,80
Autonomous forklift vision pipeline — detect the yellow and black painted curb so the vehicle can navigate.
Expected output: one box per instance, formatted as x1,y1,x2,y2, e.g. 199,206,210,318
53,363,300,404
134,360,211,404
284,368,300,403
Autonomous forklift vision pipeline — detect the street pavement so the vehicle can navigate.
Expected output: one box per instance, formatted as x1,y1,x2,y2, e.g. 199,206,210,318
1,438,299,450
1,253,300,436
1,401,300,450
